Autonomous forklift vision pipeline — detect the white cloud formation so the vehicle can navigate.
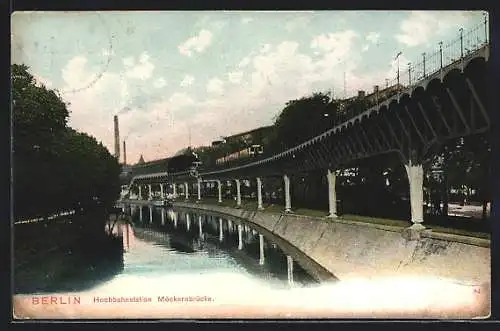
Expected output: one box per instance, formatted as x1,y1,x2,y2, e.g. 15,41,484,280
60,56,129,155
33,73,53,88
227,71,243,84
123,52,155,80
180,74,195,87
153,77,167,88
238,56,251,68
207,77,224,94
260,44,271,54
396,11,470,47
366,32,380,44
178,29,213,57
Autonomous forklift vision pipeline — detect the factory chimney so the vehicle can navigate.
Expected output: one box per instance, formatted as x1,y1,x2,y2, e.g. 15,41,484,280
114,115,120,160
123,140,127,165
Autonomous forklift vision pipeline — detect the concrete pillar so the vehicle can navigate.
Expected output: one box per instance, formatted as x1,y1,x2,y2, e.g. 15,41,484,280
184,182,189,200
148,184,152,200
257,177,264,210
186,213,191,231
287,255,294,286
139,206,143,222
149,206,153,223
217,180,222,203
161,208,165,226
259,234,265,265
405,159,425,230
219,218,223,242
198,215,203,239
197,179,202,201
138,186,142,200
160,184,164,199
172,183,177,199
283,174,292,212
238,224,243,250
235,179,242,207
327,169,338,218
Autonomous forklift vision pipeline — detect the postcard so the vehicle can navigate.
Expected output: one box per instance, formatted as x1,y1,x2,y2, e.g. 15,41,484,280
11,10,491,320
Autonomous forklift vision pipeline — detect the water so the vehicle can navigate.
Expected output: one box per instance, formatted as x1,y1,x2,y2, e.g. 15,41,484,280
120,204,317,289
13,204,485,318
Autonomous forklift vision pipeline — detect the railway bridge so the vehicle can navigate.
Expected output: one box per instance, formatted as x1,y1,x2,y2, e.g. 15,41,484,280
125,25,491,239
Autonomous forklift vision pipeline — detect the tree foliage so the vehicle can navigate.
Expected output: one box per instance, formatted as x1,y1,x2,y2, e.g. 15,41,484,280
12,64,121,220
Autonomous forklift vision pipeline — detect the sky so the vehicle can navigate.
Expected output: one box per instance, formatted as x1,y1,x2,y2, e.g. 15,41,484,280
11,10,487,164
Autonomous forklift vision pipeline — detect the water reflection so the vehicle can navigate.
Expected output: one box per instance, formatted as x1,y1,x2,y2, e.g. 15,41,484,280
128,204,317,288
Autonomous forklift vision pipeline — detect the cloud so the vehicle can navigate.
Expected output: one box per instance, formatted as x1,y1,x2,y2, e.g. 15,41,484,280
153,77,166,88
33,73,53,88
395,11,470,47
227,71,243,84
241,17,254,24
238,56,251,68
366,32,380,44
180,74,195,87
60,56,129,154
207,77,224,94
123,52,155,80
260,44,271,54
178,29,213,57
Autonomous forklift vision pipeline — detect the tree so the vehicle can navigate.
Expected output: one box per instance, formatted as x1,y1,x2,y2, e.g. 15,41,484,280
12,64,121,221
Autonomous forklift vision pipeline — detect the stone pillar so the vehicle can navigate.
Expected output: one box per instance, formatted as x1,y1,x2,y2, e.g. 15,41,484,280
405,160,425,229
257,177,264,210
160,183,164,199
259,234,265,265
198,215,203,239
149,206,153,223
172,183,177,199
173,212,178,228
287,255,294,286
186,213,191,231
197,179,202,201
138,186,142,200
235,179,242,207
219,218,224,242
139,206,143,222
327,169,338,218
238,224,243,250
148,184,152,200
184,182,189,200
283,174,292,212
217,180,222,203
161,208,165,226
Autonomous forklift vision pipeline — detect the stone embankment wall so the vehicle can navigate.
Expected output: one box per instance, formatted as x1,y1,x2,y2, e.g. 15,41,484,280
173,202,490,286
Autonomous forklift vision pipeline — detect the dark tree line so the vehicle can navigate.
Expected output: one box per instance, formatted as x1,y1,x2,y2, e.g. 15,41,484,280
12,64,121,221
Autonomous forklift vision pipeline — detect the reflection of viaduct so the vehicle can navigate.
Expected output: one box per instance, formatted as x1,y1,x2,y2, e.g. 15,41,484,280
126,28,490,239
130,206,308,284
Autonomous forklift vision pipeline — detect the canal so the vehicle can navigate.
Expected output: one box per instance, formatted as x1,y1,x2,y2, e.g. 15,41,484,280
13,203,486,319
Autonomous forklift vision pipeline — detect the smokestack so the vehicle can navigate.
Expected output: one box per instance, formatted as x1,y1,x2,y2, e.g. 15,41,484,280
114,115,120,160
123,140,127,165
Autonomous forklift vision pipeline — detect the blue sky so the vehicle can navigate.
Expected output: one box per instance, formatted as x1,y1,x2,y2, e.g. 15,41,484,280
11,10,486,163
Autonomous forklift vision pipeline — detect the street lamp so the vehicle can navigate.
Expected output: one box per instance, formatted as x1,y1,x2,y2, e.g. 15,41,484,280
394,51,402,88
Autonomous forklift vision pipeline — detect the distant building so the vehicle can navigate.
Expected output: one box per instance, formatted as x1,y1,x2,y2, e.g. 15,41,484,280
137,154,145,165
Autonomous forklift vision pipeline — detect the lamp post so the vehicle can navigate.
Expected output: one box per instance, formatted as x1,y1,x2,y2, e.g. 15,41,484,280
459,28,464,58
483,12,488,44
422,52,426,78
394,51,402,93
408,62,412,85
